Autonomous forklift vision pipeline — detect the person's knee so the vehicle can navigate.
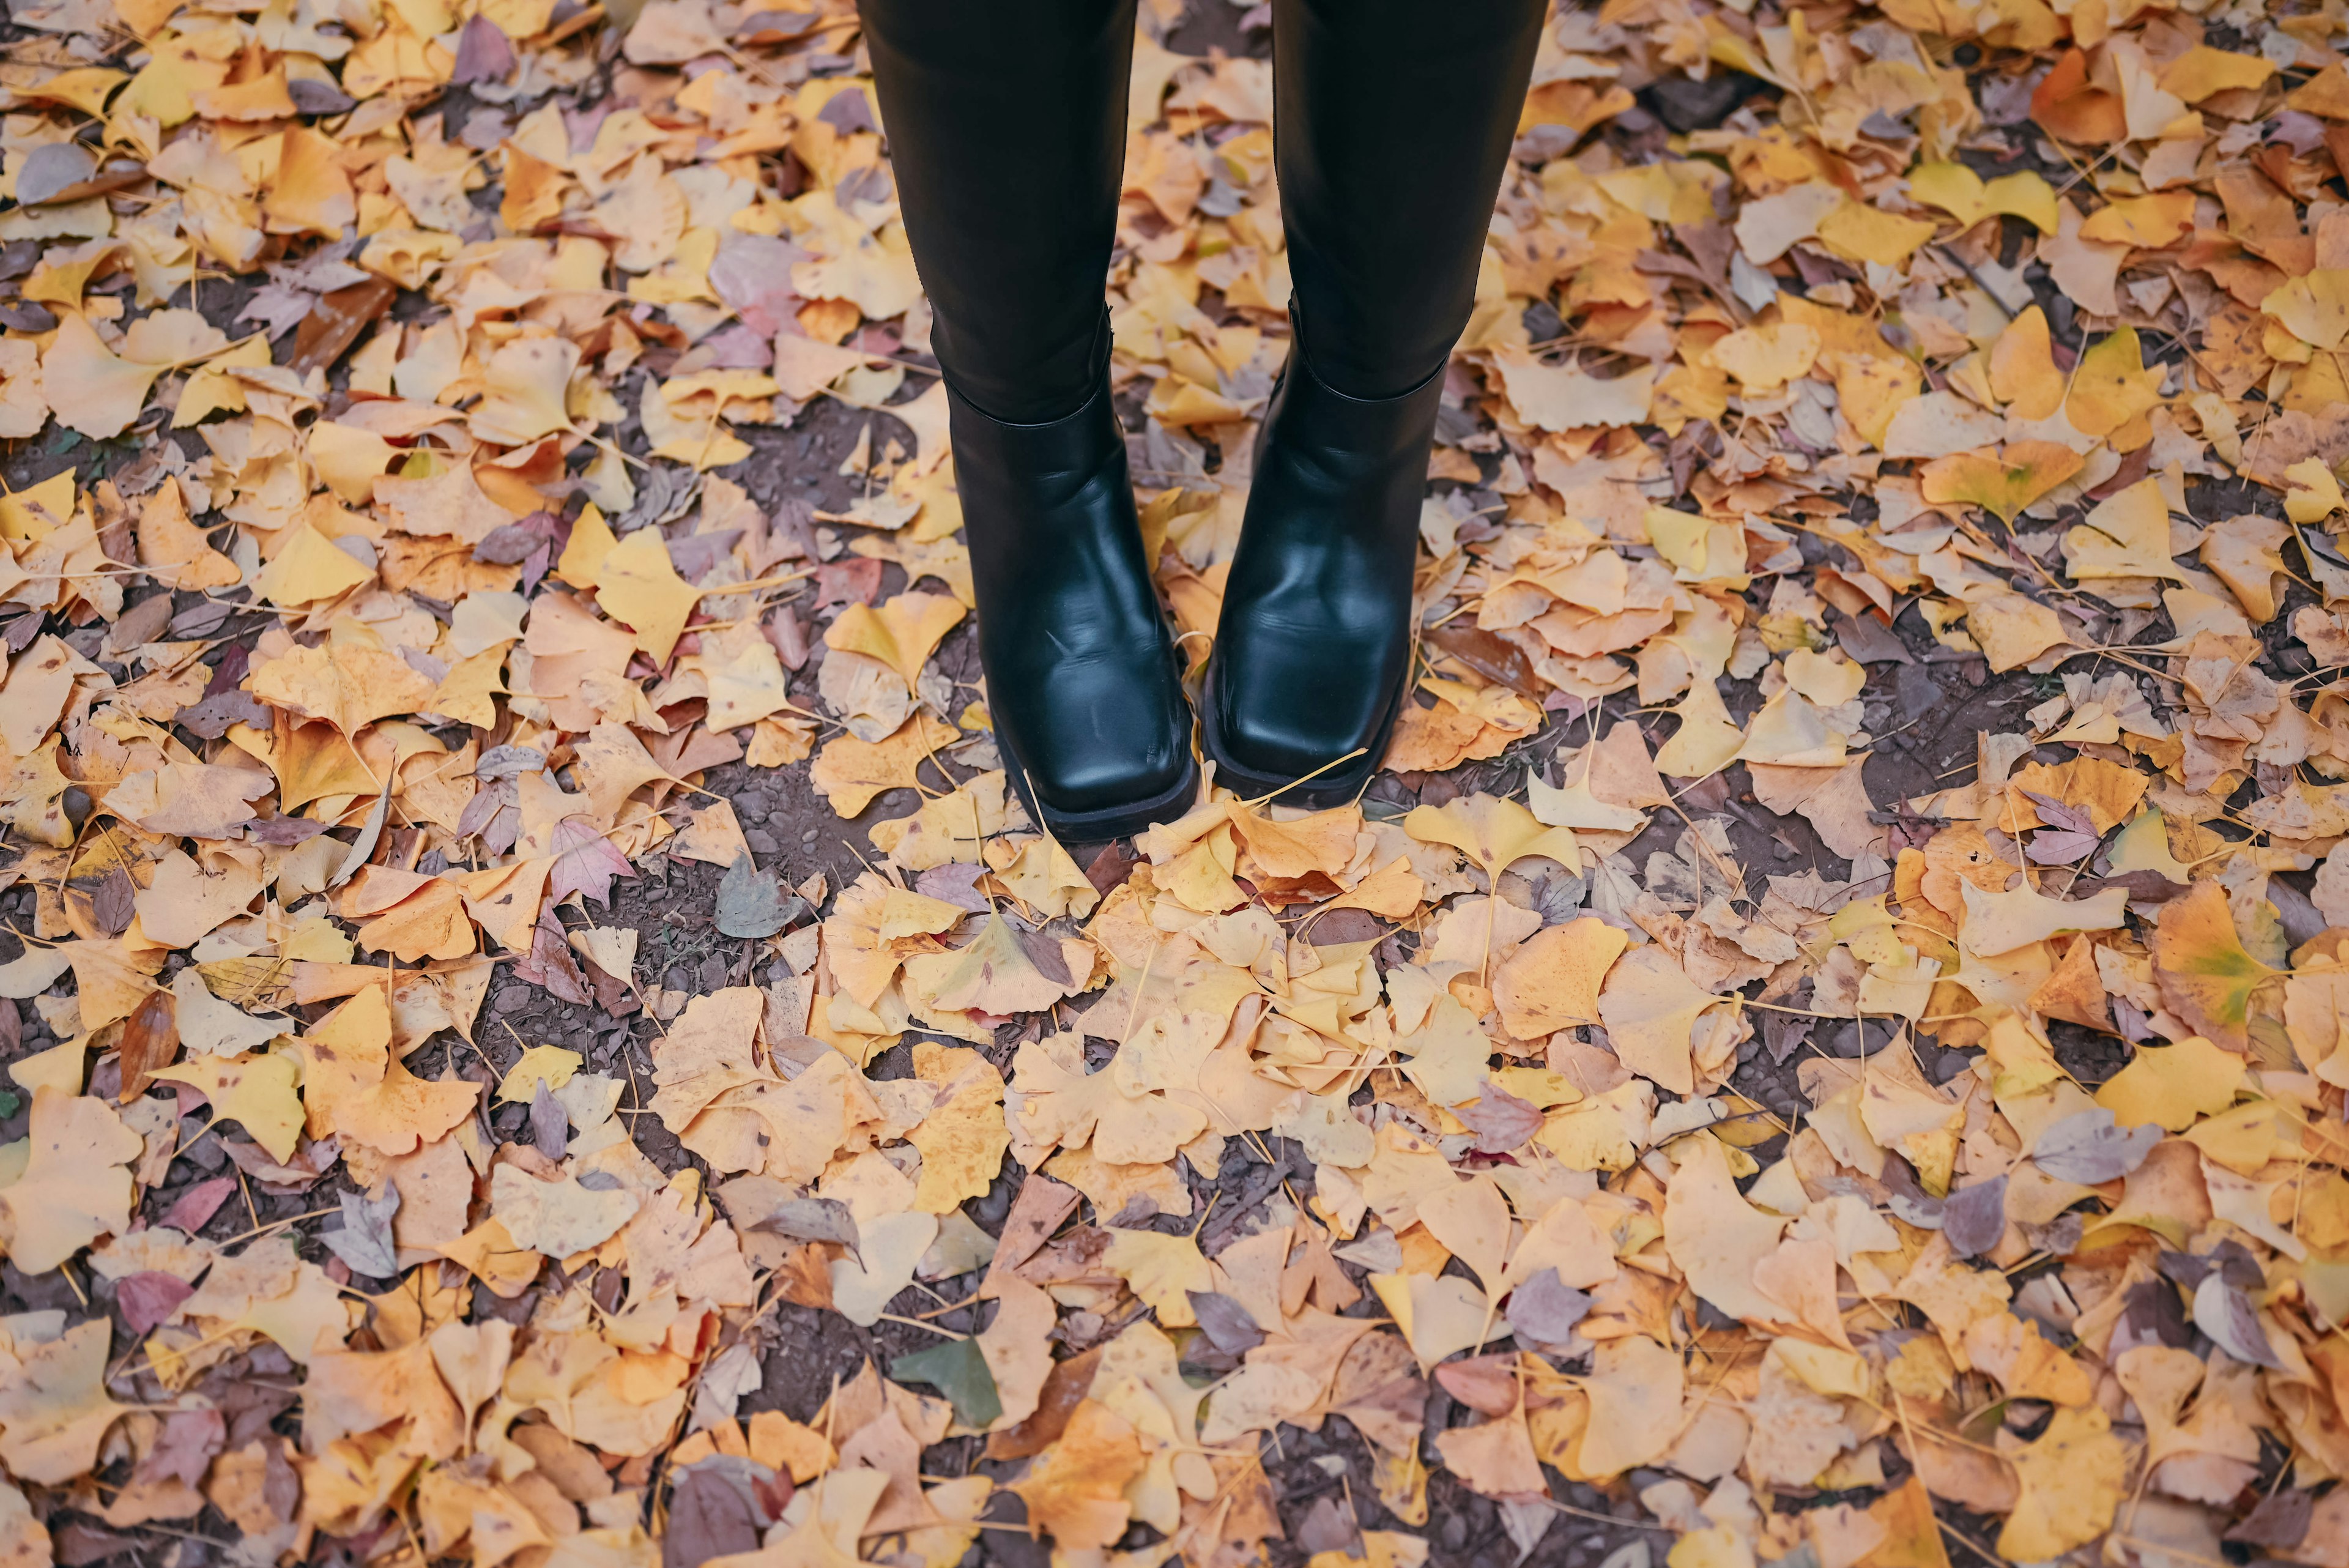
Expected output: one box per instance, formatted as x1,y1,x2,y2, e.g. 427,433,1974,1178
932,310,1106,426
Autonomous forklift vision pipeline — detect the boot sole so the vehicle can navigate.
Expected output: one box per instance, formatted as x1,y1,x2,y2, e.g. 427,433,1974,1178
1000,746,1201,849
1201,655,1410,811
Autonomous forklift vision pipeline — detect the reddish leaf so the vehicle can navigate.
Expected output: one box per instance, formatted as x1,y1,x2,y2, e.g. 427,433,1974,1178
162,1174,237,1233
137,1408,225,1488
514,910,593,1004
1457,1079,1545,1154
118,989,179,1103
549,816,635,907
118,1270,194,1336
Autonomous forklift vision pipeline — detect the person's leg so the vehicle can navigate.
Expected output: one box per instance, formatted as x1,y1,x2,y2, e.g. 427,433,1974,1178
861,0,1197,839
1204,0,1546,803
861,0,1129,423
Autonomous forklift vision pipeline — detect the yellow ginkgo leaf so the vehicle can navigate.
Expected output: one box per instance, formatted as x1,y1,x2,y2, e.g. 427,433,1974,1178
2157,44,2276,102
171,338,272,428
135,477,240,592
824,591,968,691
1370,1271,1492,1373
2264,269,2349,352
1707,321,1820,393
1652,678,1745,781
2095,1035,2245,1131
1782,647,1865,707
2286,458,2345,525
1989,305,2066,420
1816,201,1938,266
0,1090,144,1274
1919,441,2085,524
2065,327,2165,439
1961,880,2128,957
1661,1134,1787,1325
0,1320,127,1486
495,1044,583,1105
1526,766,1646,833
2200,513,2291,623
1416,1173,1510,1290
902,912,1085,1017
152,1050,305,1163
2077,191,2194,248
1401,793,1580,880
305,421,399,505
809,713,960,816
2061,478,2188,582
2151,879,2279,1051
253,521,374,608
470,336,582,447
1102,1228,1211,1326
906,1042,1009,1214
1596,947,1728,1096
18,65,125,118
1738,688,1846,765
37,313,166,440
556,503,620,590
1998,1406,2128,1561
263,125,356,239
595,526,699,665
1967,592,2072,672
1907,162,2058,234
0,470,74,546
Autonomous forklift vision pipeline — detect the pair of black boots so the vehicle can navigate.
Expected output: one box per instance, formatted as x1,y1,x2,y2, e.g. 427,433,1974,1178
862,0,1545,842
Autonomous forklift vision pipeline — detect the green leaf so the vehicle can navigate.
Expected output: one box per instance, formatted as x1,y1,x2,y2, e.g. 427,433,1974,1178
889,1336,1001,1428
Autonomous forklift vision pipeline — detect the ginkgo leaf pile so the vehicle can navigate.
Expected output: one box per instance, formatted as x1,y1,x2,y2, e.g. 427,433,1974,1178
18,0,2349,1562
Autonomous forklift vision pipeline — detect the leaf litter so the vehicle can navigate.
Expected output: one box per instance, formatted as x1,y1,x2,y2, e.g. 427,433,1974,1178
17,0,2349,1563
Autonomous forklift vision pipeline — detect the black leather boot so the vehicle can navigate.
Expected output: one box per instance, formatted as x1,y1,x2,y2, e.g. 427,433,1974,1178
1204,0,1545,805
1204,333,1442,804
862,0,1197,840
949,338,1198,842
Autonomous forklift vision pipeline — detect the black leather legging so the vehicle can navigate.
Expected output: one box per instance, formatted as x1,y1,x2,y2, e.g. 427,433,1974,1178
859,0,1547,423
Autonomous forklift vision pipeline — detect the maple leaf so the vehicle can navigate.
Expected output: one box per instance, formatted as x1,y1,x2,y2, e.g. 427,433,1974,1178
547,816,634,907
